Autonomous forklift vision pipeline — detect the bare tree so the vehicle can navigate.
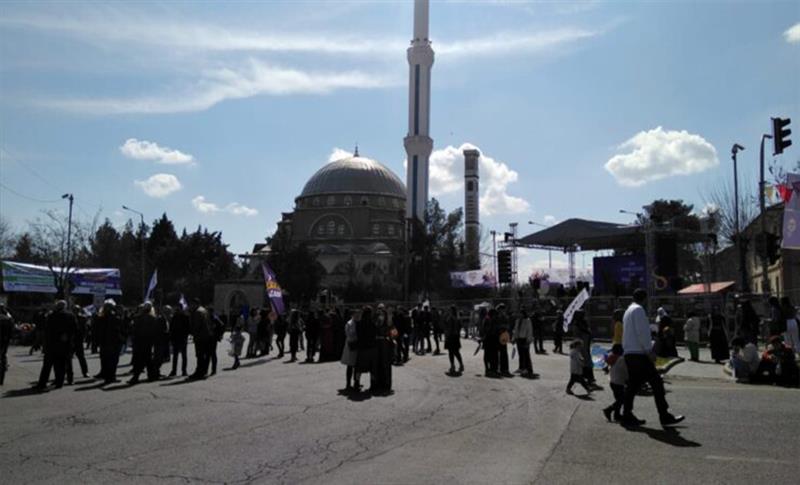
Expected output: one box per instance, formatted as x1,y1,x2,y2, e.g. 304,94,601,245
0,216,14,259
702,175,757,246
27,209,98,297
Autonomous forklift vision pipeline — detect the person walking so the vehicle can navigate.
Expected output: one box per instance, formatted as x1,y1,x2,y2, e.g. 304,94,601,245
35,300,76,390
355,306,377,392
496,305,512,378
602,344,627,422
444,306,464,375
620,289,685,428
566,340,592,396
229,323,245,370
246,308,259,358
209,308,225,375
513,309,534,378
373,304,394,394
481,308,499,377
274,311,287,358
68,305,90,381
683,311,701,362
531,310,545,354
572,310,599,389
305,310,321,363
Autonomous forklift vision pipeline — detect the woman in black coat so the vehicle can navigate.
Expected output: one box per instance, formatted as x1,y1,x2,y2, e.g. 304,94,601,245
355,307,377,391
708,311,729,364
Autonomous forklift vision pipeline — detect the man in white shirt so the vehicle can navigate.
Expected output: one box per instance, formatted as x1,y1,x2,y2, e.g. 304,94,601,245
621,289,685,428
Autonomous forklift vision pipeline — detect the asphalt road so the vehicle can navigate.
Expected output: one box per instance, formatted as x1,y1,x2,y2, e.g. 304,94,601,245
1,338,798,484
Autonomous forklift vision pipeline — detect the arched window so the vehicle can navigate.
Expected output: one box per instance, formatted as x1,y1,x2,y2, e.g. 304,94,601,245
313,197,320,207
344,196,352,206
372,224,380,236
327,196,335,206
338,225,345,236
378,197,386,207
387,225,395,236
317,224,325,236
361,197,369,206
327,220,336,235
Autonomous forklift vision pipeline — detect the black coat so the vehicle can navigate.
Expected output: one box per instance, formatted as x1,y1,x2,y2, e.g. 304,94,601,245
170,311,191,342
44,310,77,355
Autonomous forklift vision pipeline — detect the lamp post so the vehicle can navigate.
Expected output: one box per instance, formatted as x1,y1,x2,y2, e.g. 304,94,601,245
758,134,773,296
62,193,73,300
731,143,748,292
490,230,498,290
122,205,146,301
528,221,552,269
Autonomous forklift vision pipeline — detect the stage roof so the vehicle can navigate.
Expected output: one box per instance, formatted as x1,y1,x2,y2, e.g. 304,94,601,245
516,218,713,251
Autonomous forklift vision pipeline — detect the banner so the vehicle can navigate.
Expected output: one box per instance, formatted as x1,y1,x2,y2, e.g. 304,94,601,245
593,255,646,295
449,269,496,288
261,263,285,315
1,261,122,295
562,288,589,332
783,173,800,250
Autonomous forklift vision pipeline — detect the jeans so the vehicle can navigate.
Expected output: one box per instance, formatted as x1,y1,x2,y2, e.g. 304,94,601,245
516,340,532,374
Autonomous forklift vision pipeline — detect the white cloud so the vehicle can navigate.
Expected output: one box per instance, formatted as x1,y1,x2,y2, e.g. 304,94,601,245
423,143,530,216
43,61,392,114
1,13,600,59
785,23,800,44
543,215,558,225
120,138,194,165
134,173,182,198
604,127,718,187
192,196,258,217
328,147,353,163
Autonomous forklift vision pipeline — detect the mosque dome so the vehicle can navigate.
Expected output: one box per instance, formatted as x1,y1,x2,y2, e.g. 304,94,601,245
299,156,406,199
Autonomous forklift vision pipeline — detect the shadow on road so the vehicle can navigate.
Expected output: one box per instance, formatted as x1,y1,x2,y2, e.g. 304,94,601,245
3,386,47,398
74,382,108,392
627,426,701,447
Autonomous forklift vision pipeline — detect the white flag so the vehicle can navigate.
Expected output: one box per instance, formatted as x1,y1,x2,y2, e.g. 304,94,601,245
562,288,589,332
145,269,158,302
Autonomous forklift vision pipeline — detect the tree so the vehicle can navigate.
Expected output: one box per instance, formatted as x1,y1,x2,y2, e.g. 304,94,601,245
27,209,97,298
407,198,464,298
0,216,14,259
703,176,757,246
267,229,323,305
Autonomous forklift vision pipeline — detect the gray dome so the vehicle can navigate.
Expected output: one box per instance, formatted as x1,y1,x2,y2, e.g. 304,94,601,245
300,156,406,199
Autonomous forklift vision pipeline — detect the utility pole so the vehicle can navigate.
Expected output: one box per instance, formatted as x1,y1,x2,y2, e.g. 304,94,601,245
62,193,73,300
122,205,146,301
490,230,498,290
758,134,772,295
732,143,748,292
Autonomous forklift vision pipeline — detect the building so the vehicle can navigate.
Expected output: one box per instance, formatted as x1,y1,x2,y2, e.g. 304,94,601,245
714,203,800,298
274,153,407,294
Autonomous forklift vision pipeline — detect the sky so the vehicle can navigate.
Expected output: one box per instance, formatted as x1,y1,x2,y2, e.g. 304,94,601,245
1,0,798,282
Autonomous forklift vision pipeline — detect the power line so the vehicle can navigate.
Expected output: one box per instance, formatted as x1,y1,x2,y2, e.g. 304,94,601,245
0,182,61,204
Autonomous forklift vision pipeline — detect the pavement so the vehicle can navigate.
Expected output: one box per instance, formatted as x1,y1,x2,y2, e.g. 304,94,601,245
1,337,798,485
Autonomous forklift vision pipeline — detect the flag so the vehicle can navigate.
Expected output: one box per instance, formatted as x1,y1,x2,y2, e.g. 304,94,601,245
145,269,158,302
562,288,590,332
782,174,800,250
179,294,188,310
777,184,792,203
261,263,285,315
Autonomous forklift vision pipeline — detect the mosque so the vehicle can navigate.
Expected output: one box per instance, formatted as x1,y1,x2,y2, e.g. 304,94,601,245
273,149,407,293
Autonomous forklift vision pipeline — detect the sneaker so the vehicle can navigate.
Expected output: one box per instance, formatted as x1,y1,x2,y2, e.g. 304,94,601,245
602,408,613,422
660,414,685,427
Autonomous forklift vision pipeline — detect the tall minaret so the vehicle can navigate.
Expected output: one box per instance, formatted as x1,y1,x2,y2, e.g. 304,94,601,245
464,148,481,270
405,0,434,224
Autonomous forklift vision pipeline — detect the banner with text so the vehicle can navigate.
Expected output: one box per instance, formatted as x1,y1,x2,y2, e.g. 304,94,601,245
1,261,122,295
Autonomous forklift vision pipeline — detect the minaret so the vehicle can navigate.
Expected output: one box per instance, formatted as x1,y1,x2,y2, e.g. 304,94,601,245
405,0,434,224
464,148,480,270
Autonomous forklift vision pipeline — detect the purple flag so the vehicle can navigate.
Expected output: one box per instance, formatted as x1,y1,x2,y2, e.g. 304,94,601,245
261,263,285,315
783,173,800,250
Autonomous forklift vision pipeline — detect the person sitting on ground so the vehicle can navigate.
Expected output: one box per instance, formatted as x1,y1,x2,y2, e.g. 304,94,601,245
730,337,759,383
759,336,799,387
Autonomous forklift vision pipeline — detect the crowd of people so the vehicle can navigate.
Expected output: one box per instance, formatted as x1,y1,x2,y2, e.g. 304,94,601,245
1,289,798,423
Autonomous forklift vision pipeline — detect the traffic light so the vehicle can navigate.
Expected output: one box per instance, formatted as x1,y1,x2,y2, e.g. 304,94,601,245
766,233,781,265
772,117,792,155
497,250,512,284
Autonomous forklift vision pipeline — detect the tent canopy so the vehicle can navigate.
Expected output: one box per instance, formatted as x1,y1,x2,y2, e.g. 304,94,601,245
677,281,735,295
516,218,713,251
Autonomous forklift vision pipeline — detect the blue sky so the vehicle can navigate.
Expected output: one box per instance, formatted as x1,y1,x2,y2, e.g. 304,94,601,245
1,0,798,281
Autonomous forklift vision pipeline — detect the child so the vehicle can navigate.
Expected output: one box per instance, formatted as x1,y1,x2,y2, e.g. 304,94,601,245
566,340,592,395
229,324,245,370
603,344,627,421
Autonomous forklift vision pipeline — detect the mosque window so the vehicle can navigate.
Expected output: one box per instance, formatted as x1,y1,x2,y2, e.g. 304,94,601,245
361,197,369,206
317,224,325,236
467,181,474,192
327,220,336,235
313,197,320,207
378,197,386,207
344,196,352,206
387,225,395,236
327,196,336,206
372,224,380,236
338,225,345,236
392,199,399,209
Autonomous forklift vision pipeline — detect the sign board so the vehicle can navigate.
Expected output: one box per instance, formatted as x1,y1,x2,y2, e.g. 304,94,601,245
1,261,122,295
783,173,800,250
450,269,496,289
562,288,590,332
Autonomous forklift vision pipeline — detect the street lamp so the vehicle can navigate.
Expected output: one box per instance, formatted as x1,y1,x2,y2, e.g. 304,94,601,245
122,205,146,301
528,220,552,269
62,193,74,300
731,143,748,292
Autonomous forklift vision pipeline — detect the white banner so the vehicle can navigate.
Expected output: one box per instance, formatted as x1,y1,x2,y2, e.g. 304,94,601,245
562,288,590,332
